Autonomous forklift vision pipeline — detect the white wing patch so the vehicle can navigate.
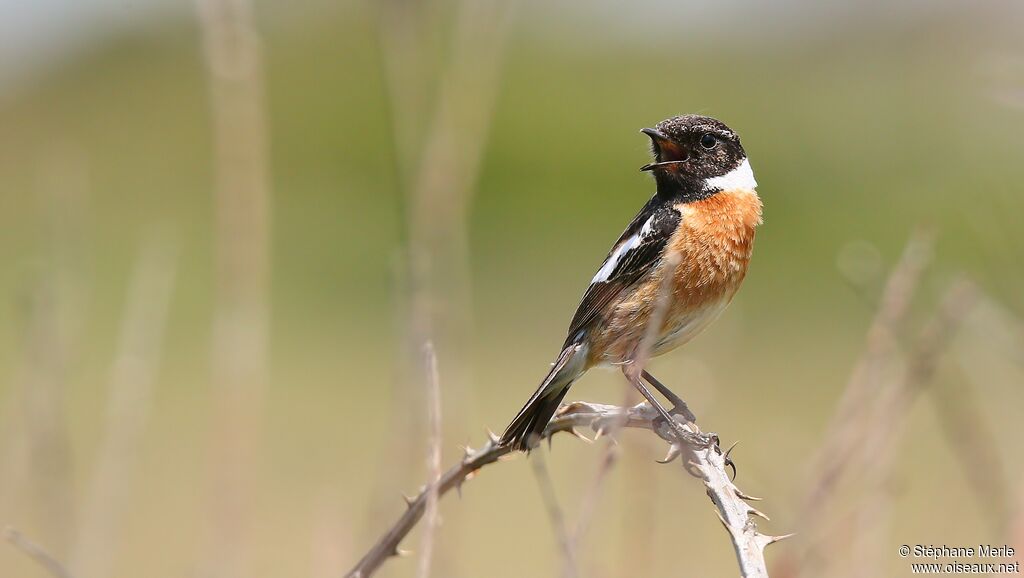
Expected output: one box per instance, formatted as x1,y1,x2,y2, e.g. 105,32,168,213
591,215,656,283
704,157,757,192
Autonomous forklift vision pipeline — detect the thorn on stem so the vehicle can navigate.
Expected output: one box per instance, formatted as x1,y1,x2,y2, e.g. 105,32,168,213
735,488,764,502
724,440,740,459
725,458,738,481
748,507,771,521
768,532,796,545
569,427,593,443
657,443,682,464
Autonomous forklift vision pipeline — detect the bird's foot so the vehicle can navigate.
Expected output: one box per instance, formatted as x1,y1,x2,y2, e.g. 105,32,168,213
641,370,696,424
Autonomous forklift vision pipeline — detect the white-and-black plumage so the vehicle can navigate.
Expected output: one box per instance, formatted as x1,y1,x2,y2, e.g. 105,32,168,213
500,114,760,451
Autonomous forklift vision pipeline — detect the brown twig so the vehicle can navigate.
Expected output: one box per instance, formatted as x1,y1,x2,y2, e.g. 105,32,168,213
3,526,73,578
345,401,786,578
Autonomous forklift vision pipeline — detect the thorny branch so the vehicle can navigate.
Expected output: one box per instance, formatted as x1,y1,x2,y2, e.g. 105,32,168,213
345,401,788,578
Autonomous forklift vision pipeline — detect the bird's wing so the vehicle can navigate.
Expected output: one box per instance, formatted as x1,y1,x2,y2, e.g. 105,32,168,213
564,196,681,346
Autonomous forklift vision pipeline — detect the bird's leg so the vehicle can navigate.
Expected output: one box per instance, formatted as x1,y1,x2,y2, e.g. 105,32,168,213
622,365,711,449
641,370,696,424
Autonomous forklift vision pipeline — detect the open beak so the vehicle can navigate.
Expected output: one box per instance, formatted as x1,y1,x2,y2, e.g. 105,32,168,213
641,127,669,144
640,128,688,171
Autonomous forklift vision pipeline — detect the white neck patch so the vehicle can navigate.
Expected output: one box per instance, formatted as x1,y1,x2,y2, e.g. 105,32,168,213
704,158,757,192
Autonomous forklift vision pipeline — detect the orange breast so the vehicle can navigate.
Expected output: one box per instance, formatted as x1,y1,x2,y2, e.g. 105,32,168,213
587,188,762,365
669,187,762,295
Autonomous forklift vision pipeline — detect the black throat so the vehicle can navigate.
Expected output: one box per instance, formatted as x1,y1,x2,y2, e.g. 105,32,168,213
654,171,718,204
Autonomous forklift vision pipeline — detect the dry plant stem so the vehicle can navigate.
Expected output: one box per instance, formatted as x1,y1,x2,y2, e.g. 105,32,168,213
371,0,514,546
346,402,785,578
19,280,75,557
70,237,178,578
384,0,515,383
16,151,90,555
846,279,977,576
778,234,933,577
4,526,73,578
930,370,1010,531
415,344,443,578
529,451,579,578
572,445,620,551
195,0,272,575
405,0,515,430
799,231,933,518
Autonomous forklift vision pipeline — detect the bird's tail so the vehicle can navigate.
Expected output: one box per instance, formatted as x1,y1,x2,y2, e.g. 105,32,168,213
500,343,586,451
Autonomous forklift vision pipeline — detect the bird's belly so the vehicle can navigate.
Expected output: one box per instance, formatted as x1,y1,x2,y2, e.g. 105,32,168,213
651,295,732,356
588,274,741,367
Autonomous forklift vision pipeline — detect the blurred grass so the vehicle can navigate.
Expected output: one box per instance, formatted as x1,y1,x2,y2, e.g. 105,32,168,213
0,1,1022,576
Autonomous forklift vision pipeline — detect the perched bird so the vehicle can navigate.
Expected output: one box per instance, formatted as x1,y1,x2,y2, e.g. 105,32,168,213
500,114,763,451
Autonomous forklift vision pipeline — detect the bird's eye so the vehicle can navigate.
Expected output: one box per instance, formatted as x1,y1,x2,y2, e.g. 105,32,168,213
700,133,718,150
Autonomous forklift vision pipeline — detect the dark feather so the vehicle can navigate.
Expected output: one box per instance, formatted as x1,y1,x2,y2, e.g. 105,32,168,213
564,195,681,346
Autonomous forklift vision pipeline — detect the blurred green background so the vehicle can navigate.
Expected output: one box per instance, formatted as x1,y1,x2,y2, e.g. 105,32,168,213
1,0,1022,576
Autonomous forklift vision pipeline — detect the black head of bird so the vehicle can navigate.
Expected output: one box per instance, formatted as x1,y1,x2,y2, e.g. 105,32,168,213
640,115,754,200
